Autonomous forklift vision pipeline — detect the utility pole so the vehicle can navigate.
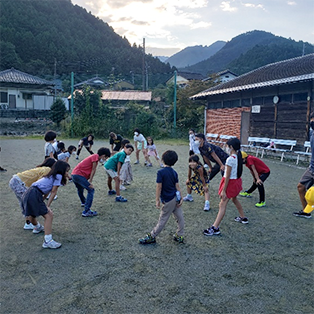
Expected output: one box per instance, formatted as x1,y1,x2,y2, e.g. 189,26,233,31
54,58,57,98
142,38,145,91
71,72,74,137
173,70,177,130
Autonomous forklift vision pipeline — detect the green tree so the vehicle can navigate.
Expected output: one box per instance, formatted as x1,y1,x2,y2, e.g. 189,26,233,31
50,98,67,126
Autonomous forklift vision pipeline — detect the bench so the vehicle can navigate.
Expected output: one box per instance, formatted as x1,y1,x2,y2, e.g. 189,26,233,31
241,137,271,156
260,139,297,161
217,134,236,147
295,141,311,165
206,133,219,144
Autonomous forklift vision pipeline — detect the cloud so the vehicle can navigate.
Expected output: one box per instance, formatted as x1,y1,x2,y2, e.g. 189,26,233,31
220,1,238,12
242,3,265,10
287,1,296,5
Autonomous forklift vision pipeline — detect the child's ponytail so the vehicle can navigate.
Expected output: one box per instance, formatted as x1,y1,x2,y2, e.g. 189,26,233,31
226,137,243,178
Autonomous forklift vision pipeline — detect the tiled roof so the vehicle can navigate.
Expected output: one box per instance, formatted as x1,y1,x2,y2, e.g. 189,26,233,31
74,76,106,87
191,54,314,99
101,90,152,101
177,71,205,80
0,68,53,85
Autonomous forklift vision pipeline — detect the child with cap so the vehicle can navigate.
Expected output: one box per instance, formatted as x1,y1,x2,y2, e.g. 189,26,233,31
239,151,270,208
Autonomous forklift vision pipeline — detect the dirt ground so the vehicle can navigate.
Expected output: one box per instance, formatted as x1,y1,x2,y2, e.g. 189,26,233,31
0,138,313,314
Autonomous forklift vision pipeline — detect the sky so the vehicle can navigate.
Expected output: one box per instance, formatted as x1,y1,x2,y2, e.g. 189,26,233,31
71,0,314,56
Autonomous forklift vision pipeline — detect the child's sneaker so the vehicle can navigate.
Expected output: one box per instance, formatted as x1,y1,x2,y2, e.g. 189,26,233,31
203,202,210,211
146,163,153,167
160,164,164,168
108,190,117,195
173,233,184,243
134,160,140,164
33,224,44,234
255,201,266,208
42,239,62,249
234,216,249,224
115,196,127,202
81,203,85,207
203,226,220,236
138,233,156,244
120,185,127,190
23,222,34,230
76,156,79,160
293,211,312,218
183,195,194,202
239,191,252,198
82,210,98,217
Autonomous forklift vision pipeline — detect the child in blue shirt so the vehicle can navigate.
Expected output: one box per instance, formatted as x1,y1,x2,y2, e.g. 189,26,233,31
104,144,134,202
21,160,70,249
139,150,185,244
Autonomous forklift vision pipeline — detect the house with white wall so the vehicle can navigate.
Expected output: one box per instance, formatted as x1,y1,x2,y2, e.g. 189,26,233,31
0,68,67,110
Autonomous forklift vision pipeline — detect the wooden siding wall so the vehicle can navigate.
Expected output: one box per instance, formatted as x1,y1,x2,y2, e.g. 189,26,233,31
250,102,309,145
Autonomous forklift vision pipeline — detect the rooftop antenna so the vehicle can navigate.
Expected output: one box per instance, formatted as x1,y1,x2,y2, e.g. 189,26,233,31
302,42,305,56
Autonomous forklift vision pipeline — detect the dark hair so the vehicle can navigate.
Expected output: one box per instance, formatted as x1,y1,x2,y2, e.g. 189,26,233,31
125,144,134,151
44,130,57,142
134,128,141,134
188,155,208,179
37,158,56,168
88,134,94,140
67,145,76,154
226,137,243,178
57,142,65,150
195,133,205,140
109,132,116,138
97,147,111,157
310,112,314,119
189,129,195,133
45,160,70,185
162,150,178,166
121,139,130,147
147,137,154,145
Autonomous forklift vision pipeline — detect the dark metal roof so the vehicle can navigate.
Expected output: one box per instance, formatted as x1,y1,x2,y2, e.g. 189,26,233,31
191,54,314,99
0,68,53,85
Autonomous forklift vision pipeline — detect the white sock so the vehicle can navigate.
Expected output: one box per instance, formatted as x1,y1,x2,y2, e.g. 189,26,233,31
205,200,210,205
44,234,52,242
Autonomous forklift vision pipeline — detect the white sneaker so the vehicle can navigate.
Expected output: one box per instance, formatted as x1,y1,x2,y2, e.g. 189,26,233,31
183,195,194,202
33,224,44,234
42,239,62,249
23,222,34,230
120,185,127,190
203,202,210,211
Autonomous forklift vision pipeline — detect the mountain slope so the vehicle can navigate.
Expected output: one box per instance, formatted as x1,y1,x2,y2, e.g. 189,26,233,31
166,41,226,68
0,0,171,85
183,30,314,76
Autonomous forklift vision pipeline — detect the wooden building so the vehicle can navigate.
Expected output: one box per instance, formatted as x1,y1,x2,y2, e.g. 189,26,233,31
191,54,314,148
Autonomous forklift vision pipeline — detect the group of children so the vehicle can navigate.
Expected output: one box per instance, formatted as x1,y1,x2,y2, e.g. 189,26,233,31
9,127,278,249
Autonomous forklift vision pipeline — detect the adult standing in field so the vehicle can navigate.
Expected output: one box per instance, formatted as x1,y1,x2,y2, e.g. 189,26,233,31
294,112,314,218
133,128,150,165
76,134,94,160
195,133,228,180
109,132,123,155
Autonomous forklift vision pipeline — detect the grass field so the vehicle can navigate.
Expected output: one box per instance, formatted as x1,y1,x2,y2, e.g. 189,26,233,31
0,138,313,314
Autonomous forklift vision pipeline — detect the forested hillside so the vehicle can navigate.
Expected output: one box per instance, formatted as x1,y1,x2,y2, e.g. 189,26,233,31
184,30,314,76
0,0,172,86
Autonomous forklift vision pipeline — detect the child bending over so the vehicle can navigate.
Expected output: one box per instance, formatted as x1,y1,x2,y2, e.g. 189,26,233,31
119,139,133,190
21,160,70,249
183,155,210,211
146,137,163,167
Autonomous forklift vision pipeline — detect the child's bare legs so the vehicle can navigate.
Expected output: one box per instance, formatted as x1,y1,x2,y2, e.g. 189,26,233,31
155,155,163,166
114,176,121,196
43,210,53,235
143,149,149,163
107,176,113,191
204,190,210,202
29,216,38,226
213,198,229,228
186,185,192,194
135,149,140,162
297,182,307,209
231,196,245,217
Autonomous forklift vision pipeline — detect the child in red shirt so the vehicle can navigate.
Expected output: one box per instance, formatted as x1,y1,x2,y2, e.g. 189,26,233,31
239,151,270,207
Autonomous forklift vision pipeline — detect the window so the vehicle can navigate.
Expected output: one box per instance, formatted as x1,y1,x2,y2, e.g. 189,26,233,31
0,92,8,103
22,93,32,100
